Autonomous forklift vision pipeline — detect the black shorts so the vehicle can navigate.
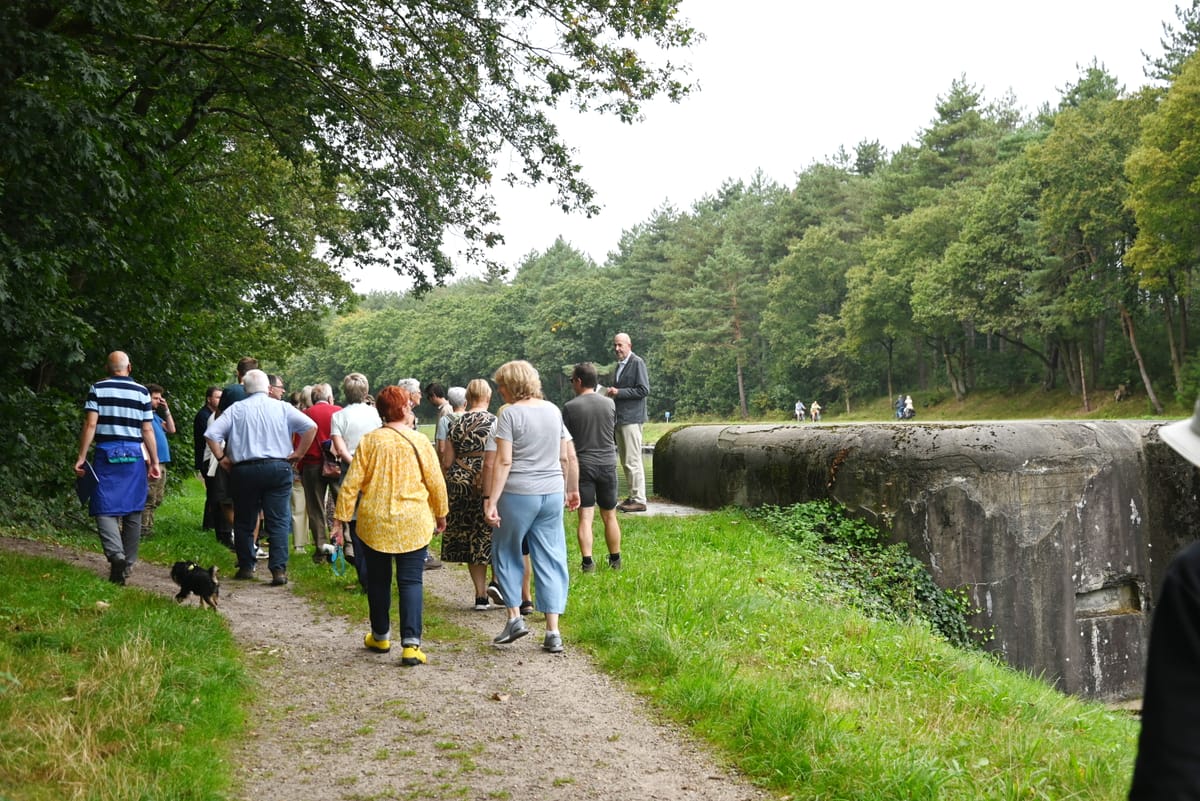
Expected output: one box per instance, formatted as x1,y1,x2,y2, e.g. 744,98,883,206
214,466,234,505
578,460,619,510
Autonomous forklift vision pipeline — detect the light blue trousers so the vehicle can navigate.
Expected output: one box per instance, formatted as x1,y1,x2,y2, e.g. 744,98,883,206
493,492,569,614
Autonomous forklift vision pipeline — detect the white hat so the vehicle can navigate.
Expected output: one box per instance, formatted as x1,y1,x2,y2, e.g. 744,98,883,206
1160,398,1200,467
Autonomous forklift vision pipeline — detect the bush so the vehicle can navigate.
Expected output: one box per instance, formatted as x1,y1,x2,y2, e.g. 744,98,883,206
751,501,987,649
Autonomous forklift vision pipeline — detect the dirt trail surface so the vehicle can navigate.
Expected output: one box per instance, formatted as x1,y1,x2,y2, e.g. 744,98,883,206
2,511,764,801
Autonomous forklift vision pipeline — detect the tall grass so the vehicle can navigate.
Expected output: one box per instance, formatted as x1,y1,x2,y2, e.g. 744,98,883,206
0,552,249,801
563,509,1138,799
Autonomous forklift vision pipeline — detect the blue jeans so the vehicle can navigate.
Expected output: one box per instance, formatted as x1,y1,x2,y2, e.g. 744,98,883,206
493,492,569,614
230,459,293,572
360,540,426,646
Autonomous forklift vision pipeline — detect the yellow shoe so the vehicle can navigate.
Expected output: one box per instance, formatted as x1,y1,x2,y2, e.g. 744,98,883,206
400,645,427,666
364,633,391,653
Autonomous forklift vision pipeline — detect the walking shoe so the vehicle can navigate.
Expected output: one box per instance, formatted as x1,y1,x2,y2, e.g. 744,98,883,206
617,500,647,512
608,554,622,570
270,569,288,586
400,645,427,666
519,601,534,617
234,567,256,580
108,559,126,585
542,631,564,653
581,558,596,574
486,581,505,607
473,597,491,611
424,554,443,570
255,546,269,559
493,615,530,644
364,633,391,653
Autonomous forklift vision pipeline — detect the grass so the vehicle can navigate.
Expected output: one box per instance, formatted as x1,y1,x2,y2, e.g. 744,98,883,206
0,535,249,800
562,509,1138,799
2,422,1143,799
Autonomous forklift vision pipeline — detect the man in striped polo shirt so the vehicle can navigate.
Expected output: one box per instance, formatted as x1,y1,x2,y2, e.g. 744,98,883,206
74,351,161,584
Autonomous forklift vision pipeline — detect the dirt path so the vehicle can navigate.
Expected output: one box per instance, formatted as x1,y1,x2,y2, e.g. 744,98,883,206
3,523,765,801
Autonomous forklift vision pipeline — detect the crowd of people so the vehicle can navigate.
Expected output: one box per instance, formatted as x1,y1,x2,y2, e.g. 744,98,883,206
72,333,653,663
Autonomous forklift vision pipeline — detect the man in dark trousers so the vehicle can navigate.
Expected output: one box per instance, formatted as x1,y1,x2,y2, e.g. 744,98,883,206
1130,398,1200,798
605,332,650,512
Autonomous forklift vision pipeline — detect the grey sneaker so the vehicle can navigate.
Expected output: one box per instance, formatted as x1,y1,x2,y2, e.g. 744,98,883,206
581,559,596,573
543,631,564,653
493,615,530,644
608,555,622,570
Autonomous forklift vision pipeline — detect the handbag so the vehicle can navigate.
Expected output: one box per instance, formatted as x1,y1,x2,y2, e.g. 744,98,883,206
320,438,341,478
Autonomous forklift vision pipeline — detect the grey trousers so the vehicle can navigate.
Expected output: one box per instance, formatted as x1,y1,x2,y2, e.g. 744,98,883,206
97,513,141,574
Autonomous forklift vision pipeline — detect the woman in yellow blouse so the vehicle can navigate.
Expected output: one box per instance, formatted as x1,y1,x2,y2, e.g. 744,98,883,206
333,385,448,666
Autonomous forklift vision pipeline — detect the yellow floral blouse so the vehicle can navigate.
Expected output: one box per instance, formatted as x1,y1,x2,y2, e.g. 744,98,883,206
334,425,448,554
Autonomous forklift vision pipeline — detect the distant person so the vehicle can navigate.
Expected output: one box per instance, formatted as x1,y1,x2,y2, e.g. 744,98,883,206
810,400,822,422
141,383,176,538
484,360,580,653
205,369,316,585
440,379,499,609
73,351,160,584
606,332,649,512
904,395,915,419
563,362,622,572
330,372,383,588
299,382,342,563
435,386,466,462
1130,398,1200,798
794,400,806,423
332,385,448,667
194,384,227,543
895,395,905,420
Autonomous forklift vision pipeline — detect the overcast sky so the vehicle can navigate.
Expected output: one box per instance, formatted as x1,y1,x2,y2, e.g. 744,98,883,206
349,0,1184,293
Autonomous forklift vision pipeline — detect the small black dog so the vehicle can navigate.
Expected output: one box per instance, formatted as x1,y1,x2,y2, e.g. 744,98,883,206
170,561,220,609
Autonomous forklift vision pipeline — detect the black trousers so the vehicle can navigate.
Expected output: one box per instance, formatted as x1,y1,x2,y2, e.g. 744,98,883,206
1130,540,1200,799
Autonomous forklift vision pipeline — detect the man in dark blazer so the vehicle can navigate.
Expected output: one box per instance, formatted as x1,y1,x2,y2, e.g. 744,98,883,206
606,332,650,512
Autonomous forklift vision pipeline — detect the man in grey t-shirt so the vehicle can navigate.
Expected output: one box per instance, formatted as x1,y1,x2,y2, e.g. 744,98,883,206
563,362,622,571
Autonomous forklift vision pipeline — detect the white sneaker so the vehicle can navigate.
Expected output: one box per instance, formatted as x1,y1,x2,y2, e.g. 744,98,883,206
255,546,268,558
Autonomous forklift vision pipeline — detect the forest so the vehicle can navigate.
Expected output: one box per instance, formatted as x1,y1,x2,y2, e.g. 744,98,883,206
288,21,1200,419
5,0,1200,522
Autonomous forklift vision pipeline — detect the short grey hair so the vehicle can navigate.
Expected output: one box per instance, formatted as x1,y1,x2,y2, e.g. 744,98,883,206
242,369,269,394
311,382,333,403
342,372,369,404
447,386,467,408
397,378,421,395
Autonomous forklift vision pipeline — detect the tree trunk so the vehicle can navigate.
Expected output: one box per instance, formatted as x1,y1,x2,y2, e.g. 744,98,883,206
1120,304,1164,415
735,357,748,419
940,338,966,402
1164,294,1183,394
1078,346,1090,412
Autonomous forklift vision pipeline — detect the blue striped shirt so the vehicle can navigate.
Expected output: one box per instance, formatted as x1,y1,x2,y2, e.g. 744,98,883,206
85,376,152,443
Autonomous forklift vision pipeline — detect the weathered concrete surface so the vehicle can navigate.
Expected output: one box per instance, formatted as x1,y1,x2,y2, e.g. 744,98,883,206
654,421,1200,702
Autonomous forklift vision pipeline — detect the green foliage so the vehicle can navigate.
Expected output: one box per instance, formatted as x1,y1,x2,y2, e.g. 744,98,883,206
751,501,988,649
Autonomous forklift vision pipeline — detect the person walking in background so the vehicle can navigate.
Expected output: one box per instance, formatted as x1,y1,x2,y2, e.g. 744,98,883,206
435,386,466,462
895,395,905,420
73,351,160,585
193,384,225,542
564,362,622,572
333,386,447,667
205,369,316,585
606,332,649,512
484,360,580,653
299,382,342,563
330,372,383,588
440,379,498,609
141,383,176,538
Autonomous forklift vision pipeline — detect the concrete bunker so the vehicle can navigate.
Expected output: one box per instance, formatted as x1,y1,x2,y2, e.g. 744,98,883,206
654,421,1200,701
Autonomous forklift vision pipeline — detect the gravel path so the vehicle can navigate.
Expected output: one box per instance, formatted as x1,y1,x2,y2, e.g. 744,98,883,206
3,523,764,801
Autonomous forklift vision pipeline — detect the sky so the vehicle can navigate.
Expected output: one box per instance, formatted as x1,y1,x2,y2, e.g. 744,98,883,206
348,0,1184,293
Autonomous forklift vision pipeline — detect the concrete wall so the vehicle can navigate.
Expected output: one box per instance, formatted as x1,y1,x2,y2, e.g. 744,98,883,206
654,421,1200,701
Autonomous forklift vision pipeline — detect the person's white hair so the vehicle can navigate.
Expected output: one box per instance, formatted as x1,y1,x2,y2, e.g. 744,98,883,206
242,369,270,394
447,386,467,408
397,378,421,394
311,382,333,403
